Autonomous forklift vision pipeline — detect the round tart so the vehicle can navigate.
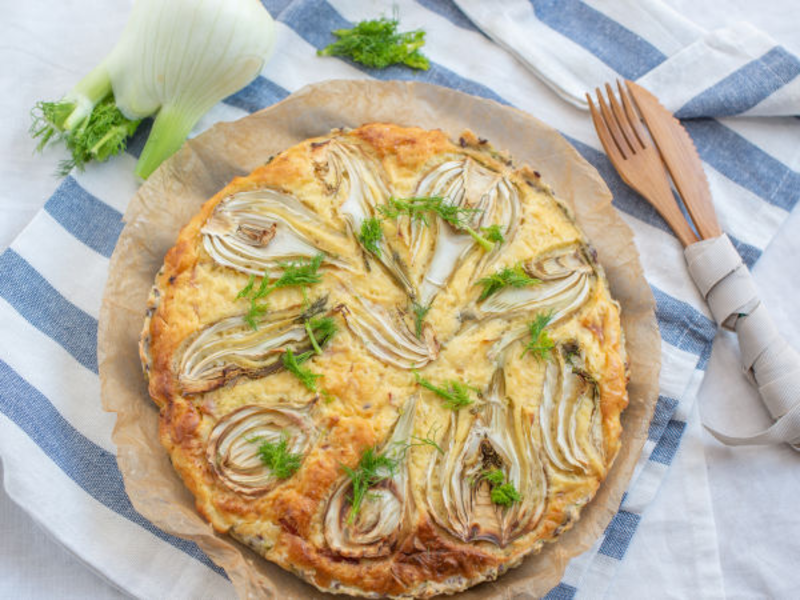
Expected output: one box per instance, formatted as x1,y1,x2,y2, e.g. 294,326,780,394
140,123,628,598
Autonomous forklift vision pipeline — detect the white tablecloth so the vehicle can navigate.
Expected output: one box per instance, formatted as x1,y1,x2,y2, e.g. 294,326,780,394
1,0,798,598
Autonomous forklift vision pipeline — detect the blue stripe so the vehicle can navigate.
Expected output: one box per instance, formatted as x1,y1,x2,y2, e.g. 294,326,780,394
281,0,509,106
728,233,762,269
684,119,800,212
125,117,153,160
544,582,578,600
44,177,123,258
0,250,98,374
525,0,800,212
598,509,641,559
282,0,795,222
529,0,666,79
415,0,482,34
650,419,687,465
224,76,290,113
567,135,682,238
569,136,769,263
0,361,226,578
677,47,800,119
260,0,293,17
648,396,679,442
652,286,716,369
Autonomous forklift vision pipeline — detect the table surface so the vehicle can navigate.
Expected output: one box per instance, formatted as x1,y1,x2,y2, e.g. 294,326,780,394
1,1,798,598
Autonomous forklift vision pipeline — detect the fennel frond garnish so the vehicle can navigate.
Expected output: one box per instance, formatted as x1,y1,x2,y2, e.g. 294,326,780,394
411,301,431,338
342,447,399,524
282,348,322,391
358,217,384,256
476,263,540,301
482,469,521,506
378,195,496,251
237,254,326,330
318,17,430,71
255,433,303,479
480,224,505,244
413,371,476,410
521,312,555,360
305,315,338,355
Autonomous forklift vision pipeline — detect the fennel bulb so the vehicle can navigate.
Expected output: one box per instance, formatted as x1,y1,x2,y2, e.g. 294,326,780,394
32,0,275,179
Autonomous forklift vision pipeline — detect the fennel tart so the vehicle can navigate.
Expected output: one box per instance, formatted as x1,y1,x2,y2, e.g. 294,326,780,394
140,123,628,598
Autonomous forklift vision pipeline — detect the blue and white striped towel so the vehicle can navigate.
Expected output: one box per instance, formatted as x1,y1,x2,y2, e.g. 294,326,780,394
1,0,798,598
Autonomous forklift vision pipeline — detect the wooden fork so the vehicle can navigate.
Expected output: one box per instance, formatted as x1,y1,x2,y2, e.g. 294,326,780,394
587,82,699,247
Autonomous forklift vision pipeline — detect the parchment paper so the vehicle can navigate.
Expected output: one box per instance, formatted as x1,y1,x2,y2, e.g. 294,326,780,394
98,80,660,599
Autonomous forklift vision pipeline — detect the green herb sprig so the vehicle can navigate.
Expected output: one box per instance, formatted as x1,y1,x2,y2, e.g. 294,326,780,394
342,447,399,524
358,217,384,256
480,224,505,244
411,301,431,338
32,95,141,176
281,348,321,391
236,254,326,330
255,434,303,479
318,17,430,70
377,195,497,251
413,371,477,410
481,469,521,506
521,312,555,360
476,263,539,301
305,315,338,355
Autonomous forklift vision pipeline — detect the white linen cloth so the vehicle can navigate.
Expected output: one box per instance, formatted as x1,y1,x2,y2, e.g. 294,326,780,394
0,0,798,598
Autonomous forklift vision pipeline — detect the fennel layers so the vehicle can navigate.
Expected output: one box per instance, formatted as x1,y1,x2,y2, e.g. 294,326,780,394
32,0,275,178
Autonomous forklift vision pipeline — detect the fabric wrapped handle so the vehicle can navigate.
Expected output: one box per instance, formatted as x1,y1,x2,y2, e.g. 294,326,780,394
685,234,800,449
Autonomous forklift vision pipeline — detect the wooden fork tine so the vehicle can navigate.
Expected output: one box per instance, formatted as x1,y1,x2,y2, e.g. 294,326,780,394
594,87,629,160
604,82,636,153
586,93,623,163
618,80,648,149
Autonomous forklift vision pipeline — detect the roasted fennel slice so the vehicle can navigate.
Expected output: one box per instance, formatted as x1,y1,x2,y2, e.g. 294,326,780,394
339,294,438,370
201,189,351,276
410,158,521,305
426,369,547,547
316,139,415,296
540,344,605,475
479,244,595,319
324,395,418,558
206,402,316,496
178,300,334,394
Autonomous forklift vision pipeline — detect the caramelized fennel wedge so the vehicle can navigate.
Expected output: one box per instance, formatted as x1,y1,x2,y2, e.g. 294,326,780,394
207,401,316,496
425,370,547,547
324,396,418,558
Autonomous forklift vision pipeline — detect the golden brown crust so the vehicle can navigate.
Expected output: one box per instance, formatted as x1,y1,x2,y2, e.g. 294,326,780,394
140,124,629,597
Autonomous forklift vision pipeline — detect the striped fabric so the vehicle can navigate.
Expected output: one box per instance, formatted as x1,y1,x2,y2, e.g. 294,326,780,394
1,1,798,598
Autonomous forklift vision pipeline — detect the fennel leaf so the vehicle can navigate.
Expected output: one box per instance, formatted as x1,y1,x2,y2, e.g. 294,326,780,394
318,17,430,71
411,301,431,338
282,348,322,391
237,254,326,330
342,447,399,524
480,224,505,244
413,371,476,410
255,434,302,479
305,315,338,355
358,217,383,256
482,469,521,506
476,263,539,301
378,196,495,251
521,312,555,360
32,94,140,176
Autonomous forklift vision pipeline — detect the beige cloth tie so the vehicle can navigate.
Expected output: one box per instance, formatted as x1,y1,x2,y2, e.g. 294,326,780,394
685,234,800,449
